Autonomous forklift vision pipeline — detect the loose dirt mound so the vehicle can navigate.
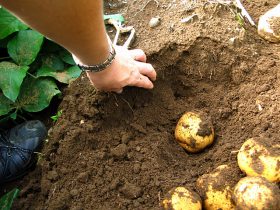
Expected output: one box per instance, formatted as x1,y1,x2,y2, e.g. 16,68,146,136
3,0,280,209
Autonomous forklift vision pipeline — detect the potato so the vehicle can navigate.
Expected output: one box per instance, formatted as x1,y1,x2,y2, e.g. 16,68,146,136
258,4,280,42
175,112,214,153
237,138,280,182
162,187,202,210
196,165,236,210
233,176,280,210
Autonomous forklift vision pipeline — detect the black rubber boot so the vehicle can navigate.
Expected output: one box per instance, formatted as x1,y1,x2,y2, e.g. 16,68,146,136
0,120,47,184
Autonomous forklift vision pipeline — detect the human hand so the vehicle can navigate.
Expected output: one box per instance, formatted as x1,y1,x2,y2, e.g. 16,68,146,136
86,45,157,93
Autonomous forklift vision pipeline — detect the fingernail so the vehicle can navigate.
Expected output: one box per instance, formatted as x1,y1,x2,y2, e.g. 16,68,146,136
116,89,123,94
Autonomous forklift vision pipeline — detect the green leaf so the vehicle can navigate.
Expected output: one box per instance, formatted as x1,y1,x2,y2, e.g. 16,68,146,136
42,54,64,70
16,77,61,112
7,30,44,66
37,65,81,84
104,14,125,24
51,109,63,122
0,93,14,116
0,62,29,102
0,8,28,39
9,111,17,120
236,13,245,27
0,188,20,210
59,50,75,65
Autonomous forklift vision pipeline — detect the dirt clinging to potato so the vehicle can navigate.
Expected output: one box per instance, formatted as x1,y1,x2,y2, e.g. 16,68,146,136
196,114,213,137
250,156,265,175
270,18,280,36
1,0,280,209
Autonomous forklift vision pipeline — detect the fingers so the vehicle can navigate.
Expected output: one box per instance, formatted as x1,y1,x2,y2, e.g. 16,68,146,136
130,75,154,89
129,49,147,62
129,48,157,82
136,61,157,81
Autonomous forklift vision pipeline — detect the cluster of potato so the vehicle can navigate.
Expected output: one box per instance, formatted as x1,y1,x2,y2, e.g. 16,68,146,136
161,111,280,210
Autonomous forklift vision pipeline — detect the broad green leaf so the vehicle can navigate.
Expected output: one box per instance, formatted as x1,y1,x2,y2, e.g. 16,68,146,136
7,30,44,66
37,65,81,84
104,14,125,24
0,62,29,102
16,77,61,112
42,54,64,70
0,93,14,116
59,50,75,65
0,188,20,210
0,8,28,39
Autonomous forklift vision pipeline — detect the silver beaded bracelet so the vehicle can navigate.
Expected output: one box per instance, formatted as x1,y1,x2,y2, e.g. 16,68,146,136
73,44,116,73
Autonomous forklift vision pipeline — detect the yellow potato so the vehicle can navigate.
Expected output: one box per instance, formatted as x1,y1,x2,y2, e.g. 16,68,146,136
162,187,202,210
175,112,214,153
258,4,280,42
237,138,280,182
196,165,235,210
233,176,280,210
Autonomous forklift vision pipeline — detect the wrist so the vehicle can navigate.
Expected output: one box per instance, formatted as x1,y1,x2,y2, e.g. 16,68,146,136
73,36,116,73
72,32,112,64
73,44,116,73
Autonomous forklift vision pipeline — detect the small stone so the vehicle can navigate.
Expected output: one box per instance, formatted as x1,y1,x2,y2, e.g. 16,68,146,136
149,17,161,28
136,146,141,152
77,172,89,183
228,37,238,47
47,170,59,181
120,182,143,199
70,189,79,197
47,128,53,136
111,144,128,159
133,163,141,174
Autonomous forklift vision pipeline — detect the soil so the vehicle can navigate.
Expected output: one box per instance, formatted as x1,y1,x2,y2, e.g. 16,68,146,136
1,0,280,209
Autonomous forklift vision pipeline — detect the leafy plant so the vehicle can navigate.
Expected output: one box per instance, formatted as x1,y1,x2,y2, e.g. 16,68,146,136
0,188,20,210
235,12,245,27
0,7,81,120
51,109,63,122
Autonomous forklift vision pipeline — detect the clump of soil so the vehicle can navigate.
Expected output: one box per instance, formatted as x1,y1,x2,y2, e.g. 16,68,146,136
2,0,280,209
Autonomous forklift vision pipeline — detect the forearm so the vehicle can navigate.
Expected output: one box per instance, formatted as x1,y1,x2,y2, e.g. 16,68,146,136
0,0,109,65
